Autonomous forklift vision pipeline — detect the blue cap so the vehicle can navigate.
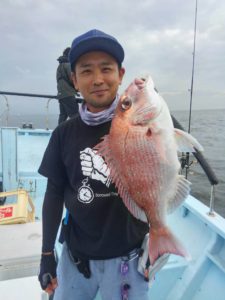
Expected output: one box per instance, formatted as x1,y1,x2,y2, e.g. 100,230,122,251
69,29,125,69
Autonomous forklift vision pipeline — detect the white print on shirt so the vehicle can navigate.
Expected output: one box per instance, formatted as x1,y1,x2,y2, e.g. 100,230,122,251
80,147,111,187
77,178,94,203
78,147,111,204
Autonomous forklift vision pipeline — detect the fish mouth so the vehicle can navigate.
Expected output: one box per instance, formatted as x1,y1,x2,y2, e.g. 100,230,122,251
131,78,163,125
134,78,146,90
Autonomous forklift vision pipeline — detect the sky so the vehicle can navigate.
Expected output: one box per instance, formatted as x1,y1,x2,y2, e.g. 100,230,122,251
0,0,225,115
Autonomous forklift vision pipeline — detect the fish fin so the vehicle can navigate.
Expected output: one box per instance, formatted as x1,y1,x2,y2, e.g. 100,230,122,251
94,136,148,223
167,175,191,214
121,189,148,223
149,227,191,265
174,128,204,152
93,134,112,160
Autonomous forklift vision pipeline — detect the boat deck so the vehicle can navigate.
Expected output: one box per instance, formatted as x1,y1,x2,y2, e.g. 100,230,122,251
0,128,224,300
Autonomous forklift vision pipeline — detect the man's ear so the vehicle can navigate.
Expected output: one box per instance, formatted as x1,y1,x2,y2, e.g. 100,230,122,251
119,67,125,85
71,72,78,90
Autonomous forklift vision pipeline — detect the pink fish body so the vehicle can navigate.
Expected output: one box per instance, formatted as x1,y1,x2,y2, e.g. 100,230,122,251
95,76,203,265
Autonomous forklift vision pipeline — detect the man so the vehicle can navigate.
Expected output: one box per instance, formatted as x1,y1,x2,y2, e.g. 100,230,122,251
38,29,150,300
56,47,79,124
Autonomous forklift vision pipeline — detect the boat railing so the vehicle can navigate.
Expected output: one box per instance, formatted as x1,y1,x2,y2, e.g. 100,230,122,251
0,91,220,216
0,91,58,130
0,93,10,127
45,98,55,130
172,115,219,216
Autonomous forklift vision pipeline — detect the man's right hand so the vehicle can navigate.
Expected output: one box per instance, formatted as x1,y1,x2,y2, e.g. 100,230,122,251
38,252,58,295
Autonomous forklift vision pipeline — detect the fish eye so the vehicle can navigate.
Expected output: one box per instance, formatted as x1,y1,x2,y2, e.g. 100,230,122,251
121,97,132,111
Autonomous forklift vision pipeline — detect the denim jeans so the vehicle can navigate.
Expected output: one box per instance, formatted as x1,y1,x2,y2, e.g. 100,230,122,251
53,243,149,300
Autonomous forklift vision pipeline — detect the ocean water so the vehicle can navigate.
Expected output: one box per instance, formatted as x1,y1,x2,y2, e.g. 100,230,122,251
1,109,225,218
172,109,225,218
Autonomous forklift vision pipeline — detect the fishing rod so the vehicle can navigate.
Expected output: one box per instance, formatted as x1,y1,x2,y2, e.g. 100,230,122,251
175,0,219,215
171,115,218,186
188,0,198,134
172,114,219,215
185,0,198,179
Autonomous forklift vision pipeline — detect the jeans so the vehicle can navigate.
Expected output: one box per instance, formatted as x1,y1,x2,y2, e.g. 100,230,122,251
53,243,149,300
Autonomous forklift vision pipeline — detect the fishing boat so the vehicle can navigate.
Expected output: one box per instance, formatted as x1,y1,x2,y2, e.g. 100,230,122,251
0,88,224,300
0,3,224,299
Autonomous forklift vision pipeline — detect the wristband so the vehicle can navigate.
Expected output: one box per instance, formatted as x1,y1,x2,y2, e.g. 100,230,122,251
42,251,54,256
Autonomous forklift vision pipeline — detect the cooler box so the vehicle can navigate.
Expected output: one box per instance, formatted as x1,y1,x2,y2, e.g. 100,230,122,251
0,190,35,224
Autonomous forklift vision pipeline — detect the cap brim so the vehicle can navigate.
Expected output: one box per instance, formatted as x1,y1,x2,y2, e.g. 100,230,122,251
69,37,124,68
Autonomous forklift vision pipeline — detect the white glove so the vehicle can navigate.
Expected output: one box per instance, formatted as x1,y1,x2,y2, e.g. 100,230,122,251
138,233,170,286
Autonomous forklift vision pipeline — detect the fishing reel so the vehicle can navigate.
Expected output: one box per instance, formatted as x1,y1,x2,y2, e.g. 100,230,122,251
179,152,198,176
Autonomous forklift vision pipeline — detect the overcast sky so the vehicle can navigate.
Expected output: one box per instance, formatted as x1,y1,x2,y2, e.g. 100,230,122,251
0,0,225,115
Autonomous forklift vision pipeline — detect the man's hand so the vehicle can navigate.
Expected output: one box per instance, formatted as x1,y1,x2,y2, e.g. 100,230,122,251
80,148,110,186
38,253,58,295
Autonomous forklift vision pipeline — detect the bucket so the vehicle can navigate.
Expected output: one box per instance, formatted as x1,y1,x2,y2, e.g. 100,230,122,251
0,190,35,224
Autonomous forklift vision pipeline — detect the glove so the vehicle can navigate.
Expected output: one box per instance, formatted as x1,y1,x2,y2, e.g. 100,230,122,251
138,234,150,281
138,234,170,285
38,253,57,290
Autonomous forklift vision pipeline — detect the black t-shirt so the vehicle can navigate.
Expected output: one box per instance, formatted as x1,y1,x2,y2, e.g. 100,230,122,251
39,115,149,259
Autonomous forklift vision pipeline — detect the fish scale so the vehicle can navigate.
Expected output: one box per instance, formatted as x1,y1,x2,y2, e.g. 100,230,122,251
94,76,203,265
124,134,161,211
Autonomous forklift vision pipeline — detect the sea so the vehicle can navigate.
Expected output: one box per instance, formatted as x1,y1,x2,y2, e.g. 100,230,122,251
1,109,224,218
172,109,225,218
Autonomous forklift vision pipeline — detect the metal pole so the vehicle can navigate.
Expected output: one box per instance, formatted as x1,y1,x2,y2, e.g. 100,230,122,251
0,94,10,127
0,91,57,99
208,185,216,216
45,98,53,130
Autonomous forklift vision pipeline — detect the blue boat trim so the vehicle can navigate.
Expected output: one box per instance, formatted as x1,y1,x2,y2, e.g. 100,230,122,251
0,127,224,300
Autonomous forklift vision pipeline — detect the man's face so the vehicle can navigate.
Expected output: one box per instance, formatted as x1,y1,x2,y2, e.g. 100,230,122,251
72,51,125,113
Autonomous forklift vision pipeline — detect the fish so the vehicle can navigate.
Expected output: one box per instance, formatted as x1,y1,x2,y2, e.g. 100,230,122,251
94,76,203,265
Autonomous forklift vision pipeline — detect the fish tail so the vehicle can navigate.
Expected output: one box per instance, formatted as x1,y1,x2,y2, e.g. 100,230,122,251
149,227,190,265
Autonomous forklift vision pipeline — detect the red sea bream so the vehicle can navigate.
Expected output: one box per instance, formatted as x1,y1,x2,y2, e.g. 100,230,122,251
95,76,203,265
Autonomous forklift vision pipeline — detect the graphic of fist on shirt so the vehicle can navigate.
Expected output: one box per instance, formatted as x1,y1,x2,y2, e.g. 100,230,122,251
80,148,111,187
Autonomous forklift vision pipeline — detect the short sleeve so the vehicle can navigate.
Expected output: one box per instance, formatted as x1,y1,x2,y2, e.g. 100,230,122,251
38,128,67,186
